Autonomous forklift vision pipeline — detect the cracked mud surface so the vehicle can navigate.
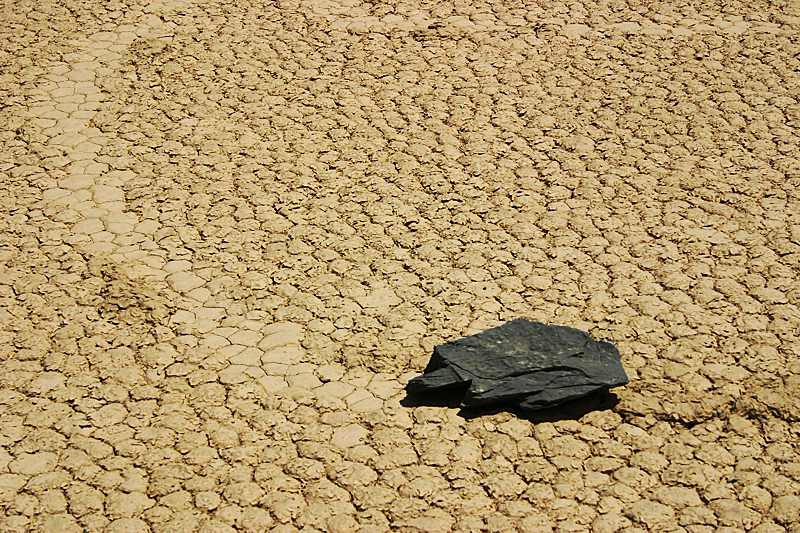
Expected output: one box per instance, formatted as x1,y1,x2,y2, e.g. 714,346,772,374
2,0,800,531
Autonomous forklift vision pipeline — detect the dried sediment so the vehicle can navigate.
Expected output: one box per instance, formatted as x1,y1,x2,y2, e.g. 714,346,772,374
1,0,799,532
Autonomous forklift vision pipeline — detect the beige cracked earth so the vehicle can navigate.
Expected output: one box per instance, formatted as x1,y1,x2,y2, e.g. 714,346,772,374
2,0,800,531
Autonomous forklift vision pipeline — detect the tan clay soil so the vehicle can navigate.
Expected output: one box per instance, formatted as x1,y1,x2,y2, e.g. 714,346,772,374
1,0,800,531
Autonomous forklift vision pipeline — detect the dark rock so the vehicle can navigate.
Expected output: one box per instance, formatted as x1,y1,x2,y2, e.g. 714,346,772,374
406,318,628,411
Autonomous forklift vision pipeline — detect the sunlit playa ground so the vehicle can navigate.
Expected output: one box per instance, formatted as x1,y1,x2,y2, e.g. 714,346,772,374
1,0,799,531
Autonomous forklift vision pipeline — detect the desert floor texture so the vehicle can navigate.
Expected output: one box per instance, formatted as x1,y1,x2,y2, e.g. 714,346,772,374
1,0,800,531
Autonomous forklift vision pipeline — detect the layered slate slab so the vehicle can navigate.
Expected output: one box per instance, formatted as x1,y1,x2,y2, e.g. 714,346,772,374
406,319,628,411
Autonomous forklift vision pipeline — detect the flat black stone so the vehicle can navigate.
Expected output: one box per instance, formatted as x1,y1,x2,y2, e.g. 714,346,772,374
406,318,628,411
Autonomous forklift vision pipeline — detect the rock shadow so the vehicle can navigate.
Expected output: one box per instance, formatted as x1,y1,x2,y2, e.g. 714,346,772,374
401,387,620,422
